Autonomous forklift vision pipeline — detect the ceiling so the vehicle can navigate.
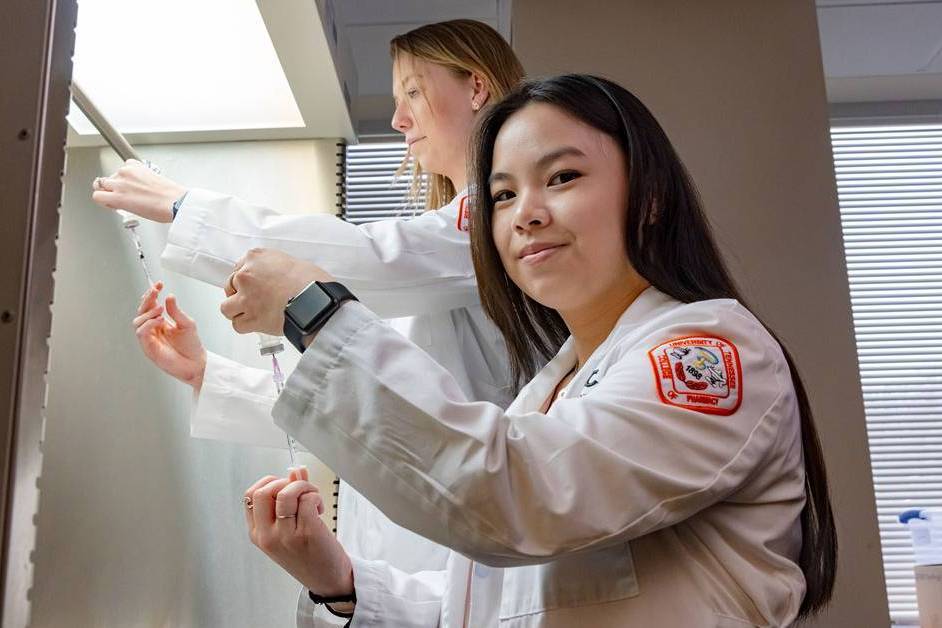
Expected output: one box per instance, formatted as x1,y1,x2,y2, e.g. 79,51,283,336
338,0,941,133
816,0,942,104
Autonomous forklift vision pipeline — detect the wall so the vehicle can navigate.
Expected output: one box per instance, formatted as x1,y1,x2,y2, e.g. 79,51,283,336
30,139,339,627
511,1,889,626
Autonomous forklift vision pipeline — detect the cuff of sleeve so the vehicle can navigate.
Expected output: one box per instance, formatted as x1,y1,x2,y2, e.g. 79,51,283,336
161,188,238,287
191,351,288,449
272,302,379,438
346,554,382,626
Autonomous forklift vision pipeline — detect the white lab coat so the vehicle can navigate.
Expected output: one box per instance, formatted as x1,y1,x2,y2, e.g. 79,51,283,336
160,189,516,626
273,287,809,627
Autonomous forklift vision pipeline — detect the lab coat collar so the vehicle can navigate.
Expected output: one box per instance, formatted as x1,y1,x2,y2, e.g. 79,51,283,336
511,286,672,411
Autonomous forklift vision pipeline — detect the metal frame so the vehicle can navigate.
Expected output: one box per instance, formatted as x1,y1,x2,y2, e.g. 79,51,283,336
0,0,77,626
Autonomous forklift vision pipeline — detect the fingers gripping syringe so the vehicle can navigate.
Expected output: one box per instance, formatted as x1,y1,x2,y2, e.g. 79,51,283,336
258,333,302,467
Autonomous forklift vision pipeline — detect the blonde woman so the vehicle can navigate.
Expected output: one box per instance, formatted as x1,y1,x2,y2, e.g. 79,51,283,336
106,20,525,627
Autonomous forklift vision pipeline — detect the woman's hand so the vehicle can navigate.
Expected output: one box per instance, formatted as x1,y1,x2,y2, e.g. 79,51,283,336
220,248,335,336
133,282,207,392
91,159,188,223
244,467,354,598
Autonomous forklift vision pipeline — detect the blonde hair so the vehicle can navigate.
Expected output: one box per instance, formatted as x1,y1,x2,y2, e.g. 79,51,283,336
390,19,524,210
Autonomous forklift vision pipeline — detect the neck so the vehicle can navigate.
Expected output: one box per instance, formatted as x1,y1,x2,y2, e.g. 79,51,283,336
447,171,467,195
560,276,650,370
440,155,467,194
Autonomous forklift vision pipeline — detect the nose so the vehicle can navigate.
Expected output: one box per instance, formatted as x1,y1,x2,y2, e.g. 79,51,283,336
391,100,411,133
512,190,551,233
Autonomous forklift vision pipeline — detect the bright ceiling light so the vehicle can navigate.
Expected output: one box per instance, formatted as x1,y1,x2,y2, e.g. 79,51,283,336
68,0,304,134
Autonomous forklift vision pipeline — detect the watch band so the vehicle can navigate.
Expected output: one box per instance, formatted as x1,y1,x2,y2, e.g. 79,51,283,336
170,191,188,220
283,281,357,353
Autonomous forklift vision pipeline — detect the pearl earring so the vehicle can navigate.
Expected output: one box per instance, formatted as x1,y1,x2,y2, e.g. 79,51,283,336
472,101,480,111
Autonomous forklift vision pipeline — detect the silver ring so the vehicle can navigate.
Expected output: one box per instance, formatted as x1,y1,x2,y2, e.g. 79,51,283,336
93,177,102,190
276,513,297,519
243,496,254,510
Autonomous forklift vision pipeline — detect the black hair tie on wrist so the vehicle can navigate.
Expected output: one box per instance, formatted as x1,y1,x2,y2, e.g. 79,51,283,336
309,590,356,623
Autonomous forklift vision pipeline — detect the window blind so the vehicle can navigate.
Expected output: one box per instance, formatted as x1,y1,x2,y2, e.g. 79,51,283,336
831,122,942,624
343,141,425,224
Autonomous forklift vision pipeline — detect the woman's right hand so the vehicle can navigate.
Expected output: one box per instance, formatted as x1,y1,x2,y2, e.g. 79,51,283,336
133,282,207,392
92,159,188,223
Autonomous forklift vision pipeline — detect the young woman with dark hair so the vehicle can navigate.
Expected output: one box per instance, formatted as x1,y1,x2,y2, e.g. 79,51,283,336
232,74,837,626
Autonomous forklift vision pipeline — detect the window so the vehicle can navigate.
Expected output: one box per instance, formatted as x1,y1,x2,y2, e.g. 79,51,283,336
832,122,942,623
343,141,425,223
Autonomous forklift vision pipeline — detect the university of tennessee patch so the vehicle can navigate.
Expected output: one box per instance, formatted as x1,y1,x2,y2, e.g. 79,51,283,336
648,335,743,416
456,195,470,232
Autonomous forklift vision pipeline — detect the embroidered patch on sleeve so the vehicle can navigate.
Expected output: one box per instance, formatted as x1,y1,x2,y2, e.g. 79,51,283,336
648,335,743,416
456,195,471,232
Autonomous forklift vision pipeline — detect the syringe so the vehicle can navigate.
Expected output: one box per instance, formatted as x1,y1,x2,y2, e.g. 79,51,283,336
258,333,302,468
118,209,156,286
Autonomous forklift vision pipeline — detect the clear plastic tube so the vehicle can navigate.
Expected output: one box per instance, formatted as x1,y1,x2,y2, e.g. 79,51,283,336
258,334,301,468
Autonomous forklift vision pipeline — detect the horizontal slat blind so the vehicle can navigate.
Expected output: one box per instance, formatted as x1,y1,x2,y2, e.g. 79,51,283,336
343,141,426,224
831,123,942,624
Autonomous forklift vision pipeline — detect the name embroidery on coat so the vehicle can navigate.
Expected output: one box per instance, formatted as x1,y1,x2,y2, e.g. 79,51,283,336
648,335,743,416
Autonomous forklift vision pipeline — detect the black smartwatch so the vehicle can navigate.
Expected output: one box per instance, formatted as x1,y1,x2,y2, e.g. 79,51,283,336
283,281,357,353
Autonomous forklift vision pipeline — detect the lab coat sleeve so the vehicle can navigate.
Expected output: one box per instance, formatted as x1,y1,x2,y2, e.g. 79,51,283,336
296,556,444,627
272,301,795,568
160,188,477,318
191,351,291,449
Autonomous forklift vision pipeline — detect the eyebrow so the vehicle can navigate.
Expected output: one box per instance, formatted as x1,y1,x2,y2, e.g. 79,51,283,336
398,73,423,86
488,146,587,185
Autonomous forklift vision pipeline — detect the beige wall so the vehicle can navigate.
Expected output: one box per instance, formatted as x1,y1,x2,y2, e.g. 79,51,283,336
512,1,888,626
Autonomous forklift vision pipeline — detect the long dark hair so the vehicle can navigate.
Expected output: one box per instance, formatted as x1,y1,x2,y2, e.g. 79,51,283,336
468,74,837,619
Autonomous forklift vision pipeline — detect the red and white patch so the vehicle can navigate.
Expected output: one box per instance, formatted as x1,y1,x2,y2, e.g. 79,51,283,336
456,195,470,232
648,335,742,416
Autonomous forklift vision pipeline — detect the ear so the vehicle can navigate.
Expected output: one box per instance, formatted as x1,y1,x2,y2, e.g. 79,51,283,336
469,72,491,111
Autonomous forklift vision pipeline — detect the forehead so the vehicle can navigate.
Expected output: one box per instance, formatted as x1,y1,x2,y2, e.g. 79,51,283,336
392,54,431,85
492,103,616,169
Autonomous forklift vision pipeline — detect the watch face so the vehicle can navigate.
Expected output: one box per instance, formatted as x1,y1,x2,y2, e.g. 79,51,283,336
286,283,333,331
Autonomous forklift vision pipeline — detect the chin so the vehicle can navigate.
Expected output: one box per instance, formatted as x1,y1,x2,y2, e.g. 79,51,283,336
519,279,570,311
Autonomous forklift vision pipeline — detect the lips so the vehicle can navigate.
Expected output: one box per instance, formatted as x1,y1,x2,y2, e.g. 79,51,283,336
406,136,426,147
518,242,565,262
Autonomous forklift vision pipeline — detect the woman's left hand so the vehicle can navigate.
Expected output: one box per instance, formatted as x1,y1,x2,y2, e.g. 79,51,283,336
220,248,334,336
244,468,354,597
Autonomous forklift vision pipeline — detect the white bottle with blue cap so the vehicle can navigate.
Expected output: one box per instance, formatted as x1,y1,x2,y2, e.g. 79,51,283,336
899,509,942,567
900,508,942,627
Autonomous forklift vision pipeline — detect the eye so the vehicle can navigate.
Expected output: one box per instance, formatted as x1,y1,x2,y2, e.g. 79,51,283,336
407,88,420,98
549,170,581,186
491,189,516,204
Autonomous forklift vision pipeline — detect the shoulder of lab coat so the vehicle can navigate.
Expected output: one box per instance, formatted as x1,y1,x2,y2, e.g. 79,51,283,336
295,557,444,628
160,188,477,318
191,351,289,449
272,294,796,568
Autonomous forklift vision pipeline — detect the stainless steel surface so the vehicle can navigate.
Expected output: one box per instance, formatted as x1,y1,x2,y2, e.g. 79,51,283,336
30,140,339,627
0,1,77,626
70,81,141,163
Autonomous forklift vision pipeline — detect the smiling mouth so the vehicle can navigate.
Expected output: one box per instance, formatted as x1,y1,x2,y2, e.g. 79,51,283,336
520,245,565,264
408,137,426,147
